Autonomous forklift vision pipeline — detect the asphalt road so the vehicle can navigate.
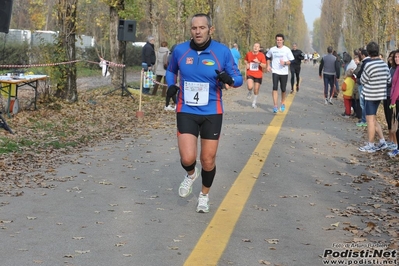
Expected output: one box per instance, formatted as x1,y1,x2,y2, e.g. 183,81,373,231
1,63,397,266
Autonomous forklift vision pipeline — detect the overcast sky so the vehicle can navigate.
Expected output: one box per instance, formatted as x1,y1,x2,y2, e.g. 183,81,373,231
302,0,321,31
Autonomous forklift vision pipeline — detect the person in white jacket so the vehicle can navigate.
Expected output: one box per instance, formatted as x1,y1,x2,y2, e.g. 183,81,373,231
152,41,170,96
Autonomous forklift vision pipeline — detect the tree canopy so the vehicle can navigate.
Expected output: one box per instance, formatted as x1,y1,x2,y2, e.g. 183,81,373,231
5,0,399,100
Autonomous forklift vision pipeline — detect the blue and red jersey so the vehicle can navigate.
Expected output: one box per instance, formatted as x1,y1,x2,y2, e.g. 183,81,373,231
166,40,243,115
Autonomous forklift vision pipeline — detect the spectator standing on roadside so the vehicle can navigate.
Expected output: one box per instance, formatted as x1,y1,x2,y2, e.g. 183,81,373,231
342,52,354,71
230,43,241,69
290,43,305,93
345,53,357,72
332,50,342,98
353,49,371,127
266,33,294,113
341,69,355,118
319,46,340,105
141,35,156,71
352,56,362,119
358,41,390,153
385,50,399,157
152,41,169,96
141,36,156,94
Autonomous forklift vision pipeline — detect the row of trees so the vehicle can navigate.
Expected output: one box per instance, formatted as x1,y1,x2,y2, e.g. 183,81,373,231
314,0,399,57
10,0,310,53
5,0,399,102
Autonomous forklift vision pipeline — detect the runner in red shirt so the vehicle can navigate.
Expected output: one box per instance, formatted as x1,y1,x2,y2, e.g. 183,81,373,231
244,43,266,108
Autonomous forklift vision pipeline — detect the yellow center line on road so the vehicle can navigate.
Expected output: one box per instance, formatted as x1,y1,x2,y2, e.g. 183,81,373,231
184,93,295,266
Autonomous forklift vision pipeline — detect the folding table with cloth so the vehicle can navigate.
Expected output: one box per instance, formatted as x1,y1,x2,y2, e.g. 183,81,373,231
0,74,48,117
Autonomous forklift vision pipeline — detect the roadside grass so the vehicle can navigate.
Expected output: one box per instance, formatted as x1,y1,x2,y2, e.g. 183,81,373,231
0,138,22,153
0,119,80,154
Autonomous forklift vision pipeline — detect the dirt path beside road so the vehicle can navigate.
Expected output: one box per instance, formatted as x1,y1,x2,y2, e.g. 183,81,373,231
76,71,143,91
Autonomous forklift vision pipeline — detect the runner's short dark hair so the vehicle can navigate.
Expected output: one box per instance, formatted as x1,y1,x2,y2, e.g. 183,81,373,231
192,13,212,27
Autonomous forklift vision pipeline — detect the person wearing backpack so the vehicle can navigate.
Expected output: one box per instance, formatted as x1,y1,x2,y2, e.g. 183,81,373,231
152,41,170,96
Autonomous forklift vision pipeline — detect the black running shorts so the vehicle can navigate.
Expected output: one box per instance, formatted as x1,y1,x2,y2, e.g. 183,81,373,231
177,113,223,140
247,75,263,84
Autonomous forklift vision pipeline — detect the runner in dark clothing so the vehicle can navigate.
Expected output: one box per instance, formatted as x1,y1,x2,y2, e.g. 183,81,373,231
290,43,305,93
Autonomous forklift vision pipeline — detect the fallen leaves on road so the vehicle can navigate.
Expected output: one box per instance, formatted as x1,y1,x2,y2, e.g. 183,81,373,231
75,250,90,254
265,239,279,244
0,87,174,196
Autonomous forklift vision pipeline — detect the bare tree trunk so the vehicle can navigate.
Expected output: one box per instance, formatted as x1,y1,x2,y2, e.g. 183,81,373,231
66,32,77,101
109,5,124,90
177,0,184,43
149,1,159,46
54,0,78,102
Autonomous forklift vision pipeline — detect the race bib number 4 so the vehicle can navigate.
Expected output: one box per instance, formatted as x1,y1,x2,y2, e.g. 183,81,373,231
184,81,210,106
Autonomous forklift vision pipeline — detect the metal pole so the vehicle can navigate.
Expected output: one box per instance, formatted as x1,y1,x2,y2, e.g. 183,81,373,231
139,70,143,112
122,41,126,96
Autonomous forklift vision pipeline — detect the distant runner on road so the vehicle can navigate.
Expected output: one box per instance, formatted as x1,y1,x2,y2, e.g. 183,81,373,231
266,33,294,113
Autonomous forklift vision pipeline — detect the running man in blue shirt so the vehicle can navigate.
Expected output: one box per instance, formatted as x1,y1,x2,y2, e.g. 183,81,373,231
165,13,243,213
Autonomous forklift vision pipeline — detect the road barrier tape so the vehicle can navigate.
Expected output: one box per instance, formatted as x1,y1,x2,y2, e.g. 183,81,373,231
87,59,125,68
0,59,125,69
103,60,125,68
143,71,167,87
0,60,81,68
0,59,170,85
149,77,167,87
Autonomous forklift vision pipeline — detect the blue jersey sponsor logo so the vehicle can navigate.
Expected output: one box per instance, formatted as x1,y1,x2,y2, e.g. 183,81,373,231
202,59,215,66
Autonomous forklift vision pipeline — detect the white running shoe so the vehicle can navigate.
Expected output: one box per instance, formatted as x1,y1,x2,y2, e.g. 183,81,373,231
375,142,388,151
386,142,397,150
246,91,252,99
164,105,175,111
388,149,399,157
324,98,328,105
178,167,199,197
196,193,209,213
359,144,376,153
252,102,257,108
